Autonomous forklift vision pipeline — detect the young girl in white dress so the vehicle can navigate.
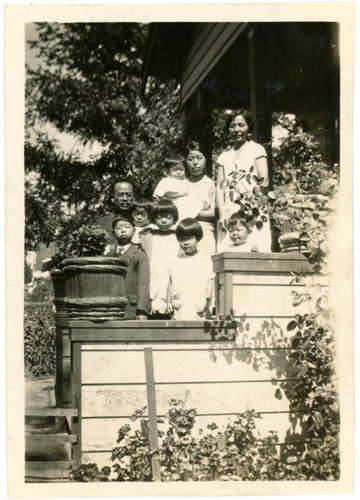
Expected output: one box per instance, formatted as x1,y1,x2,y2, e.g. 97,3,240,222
153,154,203,222
139,199,179,318
170,218,214,320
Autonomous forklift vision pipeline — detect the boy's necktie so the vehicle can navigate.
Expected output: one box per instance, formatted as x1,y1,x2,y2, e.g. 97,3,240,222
117,246,125,255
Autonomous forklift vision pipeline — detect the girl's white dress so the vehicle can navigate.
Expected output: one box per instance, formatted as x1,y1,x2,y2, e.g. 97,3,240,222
149,231,179,314
216,140,272,253
170,252,213,320
153,177,203,221
132,224,152,246
188,175,216,256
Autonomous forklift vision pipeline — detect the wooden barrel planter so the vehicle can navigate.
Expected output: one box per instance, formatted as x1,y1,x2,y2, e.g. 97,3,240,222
60,257,128,321
51,270,67,313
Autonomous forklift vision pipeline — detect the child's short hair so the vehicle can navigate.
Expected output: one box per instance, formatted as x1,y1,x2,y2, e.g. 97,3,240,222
151,199,179,223
175,218,203,241
164,153,186,171
130,198,153,217
112,214,134,229
227,212,251,232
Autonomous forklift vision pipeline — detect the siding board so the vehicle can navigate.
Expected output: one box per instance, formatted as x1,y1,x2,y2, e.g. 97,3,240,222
82,348,298,384
82,380,295,417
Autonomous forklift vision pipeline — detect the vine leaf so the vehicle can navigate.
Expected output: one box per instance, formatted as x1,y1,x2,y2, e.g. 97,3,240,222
275,388,283,400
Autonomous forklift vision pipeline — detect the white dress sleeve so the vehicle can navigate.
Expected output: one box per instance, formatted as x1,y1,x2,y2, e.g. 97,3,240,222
251,141,267,160
153,178,169,198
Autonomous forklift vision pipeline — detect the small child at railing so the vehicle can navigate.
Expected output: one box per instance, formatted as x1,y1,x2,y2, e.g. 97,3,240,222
153,154,203,222
170,218,213,320
130,198,153,245
216,212,258,253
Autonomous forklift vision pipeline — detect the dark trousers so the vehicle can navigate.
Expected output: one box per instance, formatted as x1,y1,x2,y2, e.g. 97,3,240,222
124,302,137,320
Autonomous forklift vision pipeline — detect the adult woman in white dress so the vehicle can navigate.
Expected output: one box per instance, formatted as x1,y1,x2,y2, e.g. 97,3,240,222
185,141,216,255
216,110,272,252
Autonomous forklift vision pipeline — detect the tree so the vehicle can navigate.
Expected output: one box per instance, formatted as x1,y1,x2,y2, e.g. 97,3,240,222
25,23,184,251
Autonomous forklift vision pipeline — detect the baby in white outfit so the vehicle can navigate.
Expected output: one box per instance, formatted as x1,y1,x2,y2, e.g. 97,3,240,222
153,154,203,222
217,212,259,253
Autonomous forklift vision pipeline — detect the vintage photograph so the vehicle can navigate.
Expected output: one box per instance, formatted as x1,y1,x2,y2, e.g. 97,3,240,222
5,2,354,496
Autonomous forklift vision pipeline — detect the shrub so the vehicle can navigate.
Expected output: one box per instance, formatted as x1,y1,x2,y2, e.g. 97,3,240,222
70,463,111,482
277,274,340,480
52,220,110,268
24,304,55,376
24,277,56,377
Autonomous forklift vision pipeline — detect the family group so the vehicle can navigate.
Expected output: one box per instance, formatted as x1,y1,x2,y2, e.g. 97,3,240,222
96,110,271,321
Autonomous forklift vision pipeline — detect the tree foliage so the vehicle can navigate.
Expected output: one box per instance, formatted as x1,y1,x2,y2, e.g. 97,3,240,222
25,23,183,251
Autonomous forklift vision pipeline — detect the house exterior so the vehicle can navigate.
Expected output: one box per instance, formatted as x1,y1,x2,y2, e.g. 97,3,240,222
143,22,339,167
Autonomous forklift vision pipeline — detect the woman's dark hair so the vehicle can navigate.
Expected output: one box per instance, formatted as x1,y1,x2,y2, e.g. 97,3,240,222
130,198,153,217
225,109,254,134
227,212,251,232
152,199,179,224
185,141,208,160
164,153,186,171
175,218,203,242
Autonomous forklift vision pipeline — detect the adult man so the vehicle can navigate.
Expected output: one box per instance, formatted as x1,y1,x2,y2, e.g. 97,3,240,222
96,180,134,242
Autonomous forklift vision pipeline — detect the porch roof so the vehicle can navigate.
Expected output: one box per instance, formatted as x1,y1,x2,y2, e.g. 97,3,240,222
142,21,339,114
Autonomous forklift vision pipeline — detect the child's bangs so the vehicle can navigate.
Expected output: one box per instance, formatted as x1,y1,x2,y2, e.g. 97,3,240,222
152,199,179,222
131,198,153,214
176,218,203,241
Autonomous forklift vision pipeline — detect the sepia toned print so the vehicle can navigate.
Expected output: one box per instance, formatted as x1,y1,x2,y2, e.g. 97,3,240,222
6,3,354,497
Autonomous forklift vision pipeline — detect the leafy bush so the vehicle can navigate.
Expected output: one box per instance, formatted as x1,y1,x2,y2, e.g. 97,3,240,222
24,277,56,377
277,274,340,480
268,182,338,271
71,463,111,482
271,113,336,194
52,221,110,268
24,305,55,377
220,164,270,231
268,114,339,269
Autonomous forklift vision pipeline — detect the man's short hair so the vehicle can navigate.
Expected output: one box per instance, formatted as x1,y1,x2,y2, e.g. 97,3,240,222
113,179,133,191
112,214,134,229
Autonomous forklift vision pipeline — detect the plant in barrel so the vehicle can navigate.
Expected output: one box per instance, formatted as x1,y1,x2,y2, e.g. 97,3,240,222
51,221,128,322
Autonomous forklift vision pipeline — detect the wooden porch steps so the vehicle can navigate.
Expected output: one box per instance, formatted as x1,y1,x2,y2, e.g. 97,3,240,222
25,406,78,483
25,461,74,482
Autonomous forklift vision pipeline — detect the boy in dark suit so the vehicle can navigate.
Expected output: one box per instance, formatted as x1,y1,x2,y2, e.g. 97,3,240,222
105,216,150,320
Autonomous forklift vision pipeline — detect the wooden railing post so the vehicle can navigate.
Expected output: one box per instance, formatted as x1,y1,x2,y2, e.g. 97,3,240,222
144,348,161,481
71,341,82,467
